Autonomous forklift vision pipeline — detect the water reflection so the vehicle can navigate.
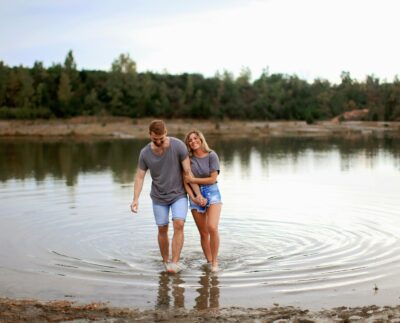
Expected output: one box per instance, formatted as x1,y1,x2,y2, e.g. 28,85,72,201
1,136,399,185
156,272,185,309
155,269,220,311
194,270,220,310
0,139,146,185
210,136,400,171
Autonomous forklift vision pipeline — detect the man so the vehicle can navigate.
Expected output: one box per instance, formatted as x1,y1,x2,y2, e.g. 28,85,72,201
130,120,203,274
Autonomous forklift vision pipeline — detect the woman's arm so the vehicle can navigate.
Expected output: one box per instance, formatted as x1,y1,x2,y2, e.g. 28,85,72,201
183,172,207,206
181,157,206,206
185,171,218,185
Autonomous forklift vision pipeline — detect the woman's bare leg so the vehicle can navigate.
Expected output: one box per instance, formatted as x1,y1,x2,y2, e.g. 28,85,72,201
206,204,221,270
192,209,212,262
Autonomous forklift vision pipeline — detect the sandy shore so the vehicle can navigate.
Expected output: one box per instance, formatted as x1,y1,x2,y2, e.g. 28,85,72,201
1,298,400,322
0,117,400,138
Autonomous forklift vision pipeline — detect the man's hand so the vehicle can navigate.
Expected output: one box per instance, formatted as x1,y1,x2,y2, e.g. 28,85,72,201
131,200,139,213
132,168,146,214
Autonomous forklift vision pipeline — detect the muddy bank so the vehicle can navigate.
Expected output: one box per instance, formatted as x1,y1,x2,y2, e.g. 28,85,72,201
1,298,400,322
0,117,400,138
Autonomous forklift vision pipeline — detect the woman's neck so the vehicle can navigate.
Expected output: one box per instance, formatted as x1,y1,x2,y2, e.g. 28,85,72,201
193,148,207,158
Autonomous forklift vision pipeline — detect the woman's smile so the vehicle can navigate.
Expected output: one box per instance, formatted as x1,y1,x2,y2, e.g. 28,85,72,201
188,134,201,150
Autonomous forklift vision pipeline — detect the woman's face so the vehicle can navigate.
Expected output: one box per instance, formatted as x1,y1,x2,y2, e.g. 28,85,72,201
188,133,202,151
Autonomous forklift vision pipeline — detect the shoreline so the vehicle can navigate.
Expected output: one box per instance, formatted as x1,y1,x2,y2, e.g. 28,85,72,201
1,297,400,322
1,117,400,139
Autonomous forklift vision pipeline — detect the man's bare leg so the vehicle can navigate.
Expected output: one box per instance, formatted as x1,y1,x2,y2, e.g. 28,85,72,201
171,219,185,264
158,225,169,263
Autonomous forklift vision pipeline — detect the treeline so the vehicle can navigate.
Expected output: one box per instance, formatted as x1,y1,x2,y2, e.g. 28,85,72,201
1,50,400,122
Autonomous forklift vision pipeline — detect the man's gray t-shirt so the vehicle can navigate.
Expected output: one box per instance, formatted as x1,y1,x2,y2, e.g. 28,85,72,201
190,151,220,179
138,137,188,205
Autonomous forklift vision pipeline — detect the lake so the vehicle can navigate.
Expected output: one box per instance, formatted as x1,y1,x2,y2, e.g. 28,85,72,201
1,136,400,310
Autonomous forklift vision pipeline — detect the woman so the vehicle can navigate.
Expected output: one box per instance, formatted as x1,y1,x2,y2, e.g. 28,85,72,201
184,130,222,273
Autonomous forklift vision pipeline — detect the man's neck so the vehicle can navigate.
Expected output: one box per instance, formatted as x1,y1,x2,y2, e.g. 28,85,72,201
151,136,170,154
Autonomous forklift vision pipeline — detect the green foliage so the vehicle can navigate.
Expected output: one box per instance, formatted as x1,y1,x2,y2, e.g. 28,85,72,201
1,52,400,121
0,107,52,119
111,53,137,75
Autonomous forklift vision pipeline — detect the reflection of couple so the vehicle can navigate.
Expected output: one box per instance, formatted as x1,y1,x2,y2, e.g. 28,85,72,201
156,270,219,310
130,120,222,273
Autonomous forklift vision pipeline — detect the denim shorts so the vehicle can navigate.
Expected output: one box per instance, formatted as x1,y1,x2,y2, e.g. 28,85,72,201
152,197,188,226
189,183,222,214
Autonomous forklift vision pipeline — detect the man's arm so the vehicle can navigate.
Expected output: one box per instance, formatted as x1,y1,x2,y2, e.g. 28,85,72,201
183,173,196,201
131,168,146,213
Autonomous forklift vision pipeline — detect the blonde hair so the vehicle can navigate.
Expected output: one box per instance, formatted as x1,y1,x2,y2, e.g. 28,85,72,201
184,130,212,156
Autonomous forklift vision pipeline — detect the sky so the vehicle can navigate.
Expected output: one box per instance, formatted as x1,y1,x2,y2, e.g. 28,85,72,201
1,0,399,84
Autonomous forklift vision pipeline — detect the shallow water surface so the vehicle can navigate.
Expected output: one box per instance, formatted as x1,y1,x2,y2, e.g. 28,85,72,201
1,136,400,310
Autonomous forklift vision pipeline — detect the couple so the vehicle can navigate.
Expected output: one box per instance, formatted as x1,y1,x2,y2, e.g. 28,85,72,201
130,120,222,274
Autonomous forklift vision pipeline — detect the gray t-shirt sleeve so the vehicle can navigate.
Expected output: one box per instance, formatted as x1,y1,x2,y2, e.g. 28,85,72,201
175,139,189,162
138,148,148,171
209,151,220,174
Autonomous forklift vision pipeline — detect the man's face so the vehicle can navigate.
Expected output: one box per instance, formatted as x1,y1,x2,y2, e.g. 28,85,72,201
150,132,166,147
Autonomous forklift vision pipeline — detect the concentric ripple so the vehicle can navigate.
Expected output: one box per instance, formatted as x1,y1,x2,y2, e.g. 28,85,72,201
1,138,400,309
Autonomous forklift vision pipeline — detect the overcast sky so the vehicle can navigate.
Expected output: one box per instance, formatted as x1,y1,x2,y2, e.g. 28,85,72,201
1,0,399,83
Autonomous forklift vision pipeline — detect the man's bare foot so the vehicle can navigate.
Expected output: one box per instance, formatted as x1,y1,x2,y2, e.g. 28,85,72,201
163,262,170,271
167,262,183,274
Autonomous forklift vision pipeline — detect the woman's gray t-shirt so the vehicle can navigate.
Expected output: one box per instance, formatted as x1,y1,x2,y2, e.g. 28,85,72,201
138,137,188,205
190,151,220,179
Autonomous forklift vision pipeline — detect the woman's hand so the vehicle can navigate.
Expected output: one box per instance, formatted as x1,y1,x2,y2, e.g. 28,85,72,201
190,195,207,207
195,195,207,207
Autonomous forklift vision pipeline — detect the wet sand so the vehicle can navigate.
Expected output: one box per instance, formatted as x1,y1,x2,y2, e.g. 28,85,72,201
0,116,400,138
1,297,400,322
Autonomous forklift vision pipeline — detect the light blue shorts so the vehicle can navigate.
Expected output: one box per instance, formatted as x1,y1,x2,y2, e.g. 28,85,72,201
152,197,188,226
189,183,222,214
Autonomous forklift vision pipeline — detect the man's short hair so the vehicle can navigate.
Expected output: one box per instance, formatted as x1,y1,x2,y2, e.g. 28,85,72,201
149,120,166,135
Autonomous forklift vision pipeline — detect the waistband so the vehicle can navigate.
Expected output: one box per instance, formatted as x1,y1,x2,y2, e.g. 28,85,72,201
200,183,219,189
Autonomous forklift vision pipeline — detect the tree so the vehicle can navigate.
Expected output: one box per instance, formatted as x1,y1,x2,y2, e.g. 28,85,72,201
64,50,77,71
16,68,34,108
0,62,8,107
236,67,251,86
137,72,155,117
364,75,383,121
57,72,72,116
111,53,137,75
83,89,102,115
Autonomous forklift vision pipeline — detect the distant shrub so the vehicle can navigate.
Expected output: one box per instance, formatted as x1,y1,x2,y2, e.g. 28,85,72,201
0,107,52,119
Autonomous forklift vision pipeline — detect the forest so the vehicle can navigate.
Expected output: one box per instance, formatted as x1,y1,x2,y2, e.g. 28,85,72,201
1,50,400,122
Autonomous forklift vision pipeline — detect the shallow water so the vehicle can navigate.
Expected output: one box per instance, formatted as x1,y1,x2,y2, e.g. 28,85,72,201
1,136,400,310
